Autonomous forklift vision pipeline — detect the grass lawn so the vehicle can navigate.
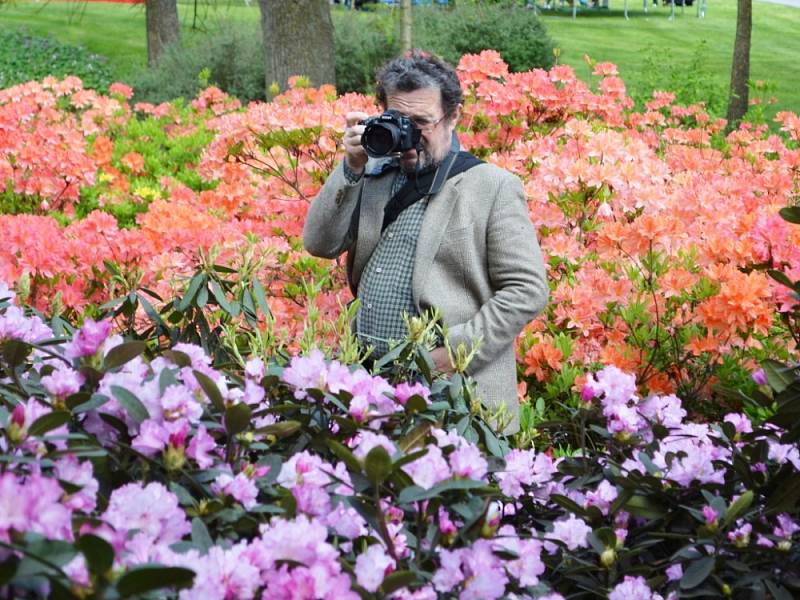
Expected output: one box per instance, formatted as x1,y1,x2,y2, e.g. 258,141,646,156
538,0,800,116
0,0,798,117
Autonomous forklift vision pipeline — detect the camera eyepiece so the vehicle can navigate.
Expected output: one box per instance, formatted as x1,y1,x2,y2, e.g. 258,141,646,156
360,110,422,158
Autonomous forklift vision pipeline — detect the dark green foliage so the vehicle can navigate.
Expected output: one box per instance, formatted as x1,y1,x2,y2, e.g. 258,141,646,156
128,22,266,105
414,4,556,73
0,29,114,92
331,9,400,94
332,5,556,94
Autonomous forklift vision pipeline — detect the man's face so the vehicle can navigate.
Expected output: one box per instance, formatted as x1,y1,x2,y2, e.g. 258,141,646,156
385,87,460,173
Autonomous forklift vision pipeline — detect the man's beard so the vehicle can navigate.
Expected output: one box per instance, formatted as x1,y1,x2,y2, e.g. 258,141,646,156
401,147,438,173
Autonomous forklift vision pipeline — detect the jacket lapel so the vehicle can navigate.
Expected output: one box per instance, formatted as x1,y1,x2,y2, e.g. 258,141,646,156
412,175,462,307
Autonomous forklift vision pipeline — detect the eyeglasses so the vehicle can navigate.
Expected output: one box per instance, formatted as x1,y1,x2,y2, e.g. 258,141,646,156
409,114,446,132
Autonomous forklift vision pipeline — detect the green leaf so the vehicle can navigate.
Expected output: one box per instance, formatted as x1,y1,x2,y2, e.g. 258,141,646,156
549,494,588,517
404,395,428,414
193,370,225,412
162,350,192,368
210,280,234,314
327,439,363,473
763,360,795,394
110,385,150,424
251,279,271,317
254,420,301,438
116,566,195,597
779,206,800,224
680,556,715,589
103,341,147,371
191,518,213,554
766,473,800,514
364,445,393,486
1,339,31,368
76,534,114,577
722,490,753,529
225,403,252,436
72,393,110,414
397,478,487,504
380,570,417,595
768,269,799,292
0,558,16,586
398,422,432,452
28,411,71,437
177,273,206,312
623,494,665,519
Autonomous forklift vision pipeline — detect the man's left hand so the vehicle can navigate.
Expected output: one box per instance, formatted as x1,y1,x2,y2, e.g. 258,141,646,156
430,347,455,375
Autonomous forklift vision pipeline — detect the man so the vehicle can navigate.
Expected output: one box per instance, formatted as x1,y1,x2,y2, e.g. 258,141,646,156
303,51,548,432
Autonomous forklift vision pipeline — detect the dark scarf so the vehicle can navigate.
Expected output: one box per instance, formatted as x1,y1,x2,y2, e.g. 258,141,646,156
381,150,483,231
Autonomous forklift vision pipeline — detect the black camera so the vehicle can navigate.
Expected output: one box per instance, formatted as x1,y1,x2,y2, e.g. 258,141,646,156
360,110,422,158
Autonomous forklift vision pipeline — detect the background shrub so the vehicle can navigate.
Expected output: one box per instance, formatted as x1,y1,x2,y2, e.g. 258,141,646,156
331,8,399,94
129,21,265,105
414,4,556,73
0,29,114,91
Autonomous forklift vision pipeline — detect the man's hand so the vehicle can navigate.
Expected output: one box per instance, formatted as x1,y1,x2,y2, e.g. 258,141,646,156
343,111,369,174
430,347,455,375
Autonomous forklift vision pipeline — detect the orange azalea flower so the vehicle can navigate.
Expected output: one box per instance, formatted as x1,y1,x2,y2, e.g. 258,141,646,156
121,151,145,175
522,339,564,382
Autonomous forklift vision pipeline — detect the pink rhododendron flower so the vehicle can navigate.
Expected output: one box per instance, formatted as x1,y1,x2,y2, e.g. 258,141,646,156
752,368,768,386
724,412,753,434
187,425,217,468
0,306,52,343
639,394,686,428
497,448,537,497
41,365,85,398
352,431,397,460
213,471,260,509
68,318,111,357
103,482,190,546
393,381,430,405
702,505,719,525
449,442,488,480
402,444,451,489
180,542,261,600
54,455,98,512
0,472,73,542
547,514,592,551
355,544,395,592
585,480,618,515
728,522,752,547
494,525,545,586
609,576,654,600
666,563,683,581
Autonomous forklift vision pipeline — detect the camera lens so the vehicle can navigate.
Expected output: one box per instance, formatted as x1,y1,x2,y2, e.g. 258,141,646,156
362,123,400,157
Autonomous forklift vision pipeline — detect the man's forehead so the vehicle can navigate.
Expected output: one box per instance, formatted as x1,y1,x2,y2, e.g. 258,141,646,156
385,87,442,115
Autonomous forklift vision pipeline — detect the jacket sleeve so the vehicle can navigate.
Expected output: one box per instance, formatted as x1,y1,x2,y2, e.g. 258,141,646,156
303,162,364,259
446,173,549,373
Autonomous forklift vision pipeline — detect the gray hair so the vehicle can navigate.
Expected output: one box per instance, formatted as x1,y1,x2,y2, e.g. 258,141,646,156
375,50,463,118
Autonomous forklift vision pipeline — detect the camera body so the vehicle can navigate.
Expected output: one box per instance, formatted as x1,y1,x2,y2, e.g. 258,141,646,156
360,110,422,158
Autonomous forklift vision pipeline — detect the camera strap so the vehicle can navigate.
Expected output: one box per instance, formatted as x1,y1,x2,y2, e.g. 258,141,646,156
383,133,483,231
422,131,461,197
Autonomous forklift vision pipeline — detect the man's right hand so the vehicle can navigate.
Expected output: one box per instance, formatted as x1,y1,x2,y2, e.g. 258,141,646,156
343,111,370,174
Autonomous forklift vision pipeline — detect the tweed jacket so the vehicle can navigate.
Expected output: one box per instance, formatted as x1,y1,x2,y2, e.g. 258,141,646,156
303,158,549,432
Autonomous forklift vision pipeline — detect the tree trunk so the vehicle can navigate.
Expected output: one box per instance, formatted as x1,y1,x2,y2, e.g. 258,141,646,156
257,0,336,94
400,0,412,54
146,0,181,67
726,0,752,129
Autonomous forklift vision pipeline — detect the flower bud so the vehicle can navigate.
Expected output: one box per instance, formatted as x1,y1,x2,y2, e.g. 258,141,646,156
600,548,616,568
777,540,791,552
163,445,186,472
